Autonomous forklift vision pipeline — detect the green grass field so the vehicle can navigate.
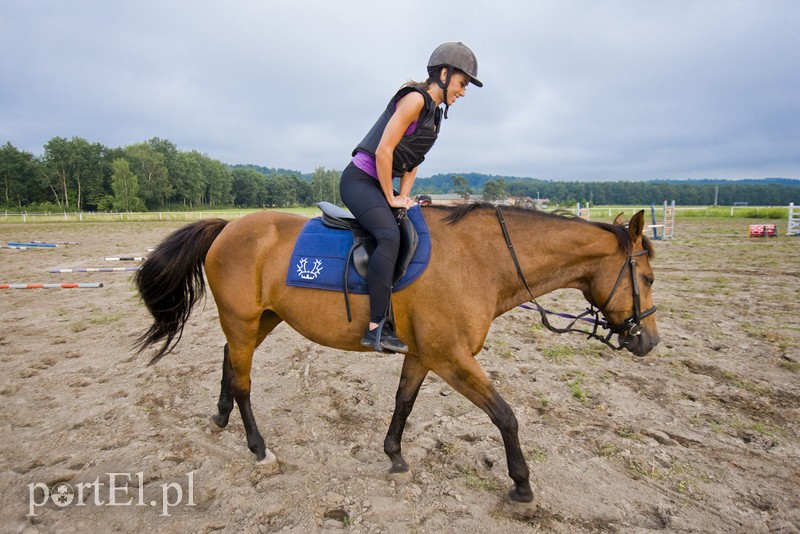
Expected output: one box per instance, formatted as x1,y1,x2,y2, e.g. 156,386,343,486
0,204,792,224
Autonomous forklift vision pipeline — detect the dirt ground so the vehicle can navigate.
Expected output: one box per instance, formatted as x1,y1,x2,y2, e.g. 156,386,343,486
1,213,799,534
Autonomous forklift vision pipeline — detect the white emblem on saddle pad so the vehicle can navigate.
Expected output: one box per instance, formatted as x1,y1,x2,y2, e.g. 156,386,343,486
296,257,323,280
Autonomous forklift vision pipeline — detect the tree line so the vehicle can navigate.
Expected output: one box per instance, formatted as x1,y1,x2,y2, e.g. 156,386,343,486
419,173,800,206
1,138,340,212
2,137,798,211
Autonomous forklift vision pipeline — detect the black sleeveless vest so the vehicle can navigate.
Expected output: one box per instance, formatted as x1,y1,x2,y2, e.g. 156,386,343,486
352,86,442,178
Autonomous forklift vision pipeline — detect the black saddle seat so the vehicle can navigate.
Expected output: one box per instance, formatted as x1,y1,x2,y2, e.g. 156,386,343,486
316,201,419,282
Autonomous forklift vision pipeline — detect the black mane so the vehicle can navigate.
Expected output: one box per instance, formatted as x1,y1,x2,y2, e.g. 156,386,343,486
429,201,653,257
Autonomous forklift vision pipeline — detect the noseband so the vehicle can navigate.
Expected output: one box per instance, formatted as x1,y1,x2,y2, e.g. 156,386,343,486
494,205,656,351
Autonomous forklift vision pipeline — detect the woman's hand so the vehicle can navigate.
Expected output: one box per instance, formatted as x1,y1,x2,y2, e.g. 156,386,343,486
388,195,414,209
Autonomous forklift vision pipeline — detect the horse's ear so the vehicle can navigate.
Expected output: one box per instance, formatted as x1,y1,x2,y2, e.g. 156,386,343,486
612,212,626,225
629,210,645,241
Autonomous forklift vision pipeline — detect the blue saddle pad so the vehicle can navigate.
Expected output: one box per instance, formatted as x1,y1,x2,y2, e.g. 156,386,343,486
286,205,431,294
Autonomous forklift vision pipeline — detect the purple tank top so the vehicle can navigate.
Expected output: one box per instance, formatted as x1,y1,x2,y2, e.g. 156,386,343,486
352,117,419,179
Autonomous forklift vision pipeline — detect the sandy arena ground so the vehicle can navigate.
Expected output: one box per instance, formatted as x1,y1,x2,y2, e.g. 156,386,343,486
1,213,798,533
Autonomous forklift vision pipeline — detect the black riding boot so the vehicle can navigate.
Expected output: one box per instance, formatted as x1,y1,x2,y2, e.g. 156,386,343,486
361,320,408,353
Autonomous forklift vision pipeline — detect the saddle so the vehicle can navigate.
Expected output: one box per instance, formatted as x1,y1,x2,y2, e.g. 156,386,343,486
316,202,419,282
316,201,419,323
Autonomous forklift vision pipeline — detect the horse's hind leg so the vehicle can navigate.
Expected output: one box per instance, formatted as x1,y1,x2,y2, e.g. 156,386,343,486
212,313,281,430
384,355,429,473
215,311,282,463
210,343,234,429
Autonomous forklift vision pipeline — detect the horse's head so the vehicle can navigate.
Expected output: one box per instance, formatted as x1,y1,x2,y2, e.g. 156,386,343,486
584,211,659,356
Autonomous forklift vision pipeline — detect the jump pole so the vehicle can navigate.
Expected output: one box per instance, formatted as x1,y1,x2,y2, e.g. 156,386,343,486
49,267,140,273
649,203,662,239
6,242,57,248
0,283,104,289
104,256,145,261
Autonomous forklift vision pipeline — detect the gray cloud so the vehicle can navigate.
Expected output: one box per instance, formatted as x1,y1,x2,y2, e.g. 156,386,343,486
2,0,798,180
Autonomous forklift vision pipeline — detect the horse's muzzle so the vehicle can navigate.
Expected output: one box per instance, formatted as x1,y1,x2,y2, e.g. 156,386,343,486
620,328,659,357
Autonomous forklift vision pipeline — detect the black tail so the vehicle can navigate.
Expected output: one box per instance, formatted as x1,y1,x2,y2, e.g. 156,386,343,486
135,218,229,364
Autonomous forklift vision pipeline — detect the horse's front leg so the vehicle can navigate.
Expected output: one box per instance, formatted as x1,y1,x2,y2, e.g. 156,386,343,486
433,355,533,504
485,389,533,503
384,355,429,473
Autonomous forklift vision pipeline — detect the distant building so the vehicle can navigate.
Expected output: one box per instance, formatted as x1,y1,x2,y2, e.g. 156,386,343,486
419,194,549,208
424,194,483,206
511,196,549,209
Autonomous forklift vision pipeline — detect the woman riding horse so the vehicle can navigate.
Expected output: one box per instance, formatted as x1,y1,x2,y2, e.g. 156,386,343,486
135,204,659,511
339,42,483,353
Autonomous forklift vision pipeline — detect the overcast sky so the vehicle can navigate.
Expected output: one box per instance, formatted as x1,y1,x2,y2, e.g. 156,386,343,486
2,1,799,181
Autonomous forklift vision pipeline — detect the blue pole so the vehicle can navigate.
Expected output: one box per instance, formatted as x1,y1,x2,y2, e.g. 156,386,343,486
650,203,660,239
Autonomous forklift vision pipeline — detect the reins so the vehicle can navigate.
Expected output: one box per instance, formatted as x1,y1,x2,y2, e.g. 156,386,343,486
494,205,535,298
493,205,656,351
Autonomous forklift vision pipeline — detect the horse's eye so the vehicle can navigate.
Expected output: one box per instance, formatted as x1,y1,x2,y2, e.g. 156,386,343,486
643,275,655,286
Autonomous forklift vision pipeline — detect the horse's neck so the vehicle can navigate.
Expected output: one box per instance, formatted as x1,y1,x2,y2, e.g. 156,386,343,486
428,208,617,312
521,218,617,292
481,212,618,312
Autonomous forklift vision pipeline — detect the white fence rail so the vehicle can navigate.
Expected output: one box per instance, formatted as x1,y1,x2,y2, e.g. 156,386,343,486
1,211,255,224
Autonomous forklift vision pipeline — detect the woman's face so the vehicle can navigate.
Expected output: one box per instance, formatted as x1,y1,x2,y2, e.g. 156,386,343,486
439,68,469,106
445,71,471,106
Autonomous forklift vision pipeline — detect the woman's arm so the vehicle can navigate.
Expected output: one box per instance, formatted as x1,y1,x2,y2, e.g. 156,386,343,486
375,91,424,208
398,167,418,198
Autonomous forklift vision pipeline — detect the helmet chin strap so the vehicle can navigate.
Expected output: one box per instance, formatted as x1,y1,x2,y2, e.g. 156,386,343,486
436,66,453,119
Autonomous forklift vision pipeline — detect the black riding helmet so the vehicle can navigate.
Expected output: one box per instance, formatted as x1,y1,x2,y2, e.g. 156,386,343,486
427,42,482,119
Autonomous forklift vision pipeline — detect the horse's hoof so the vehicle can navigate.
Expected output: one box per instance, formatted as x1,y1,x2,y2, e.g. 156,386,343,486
256,448,280,474
508,485,534,503
497,493,539,520
208,415,226,433
388,461,410,474
388,468,413,484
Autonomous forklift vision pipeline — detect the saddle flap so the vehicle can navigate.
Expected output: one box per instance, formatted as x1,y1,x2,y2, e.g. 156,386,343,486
351,213,418,282
394,215,418,281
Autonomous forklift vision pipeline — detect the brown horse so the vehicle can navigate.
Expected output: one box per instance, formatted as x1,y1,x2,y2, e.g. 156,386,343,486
135,203,658,507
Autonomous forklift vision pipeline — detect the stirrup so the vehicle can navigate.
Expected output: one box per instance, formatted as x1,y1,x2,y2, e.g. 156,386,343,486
361,318,408,353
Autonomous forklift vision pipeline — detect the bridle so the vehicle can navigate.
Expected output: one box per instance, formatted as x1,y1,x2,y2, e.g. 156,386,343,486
528,248,658,350
494,205,657,351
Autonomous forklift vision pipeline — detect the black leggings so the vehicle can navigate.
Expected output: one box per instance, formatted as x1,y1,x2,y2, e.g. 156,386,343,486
339,162,400,324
